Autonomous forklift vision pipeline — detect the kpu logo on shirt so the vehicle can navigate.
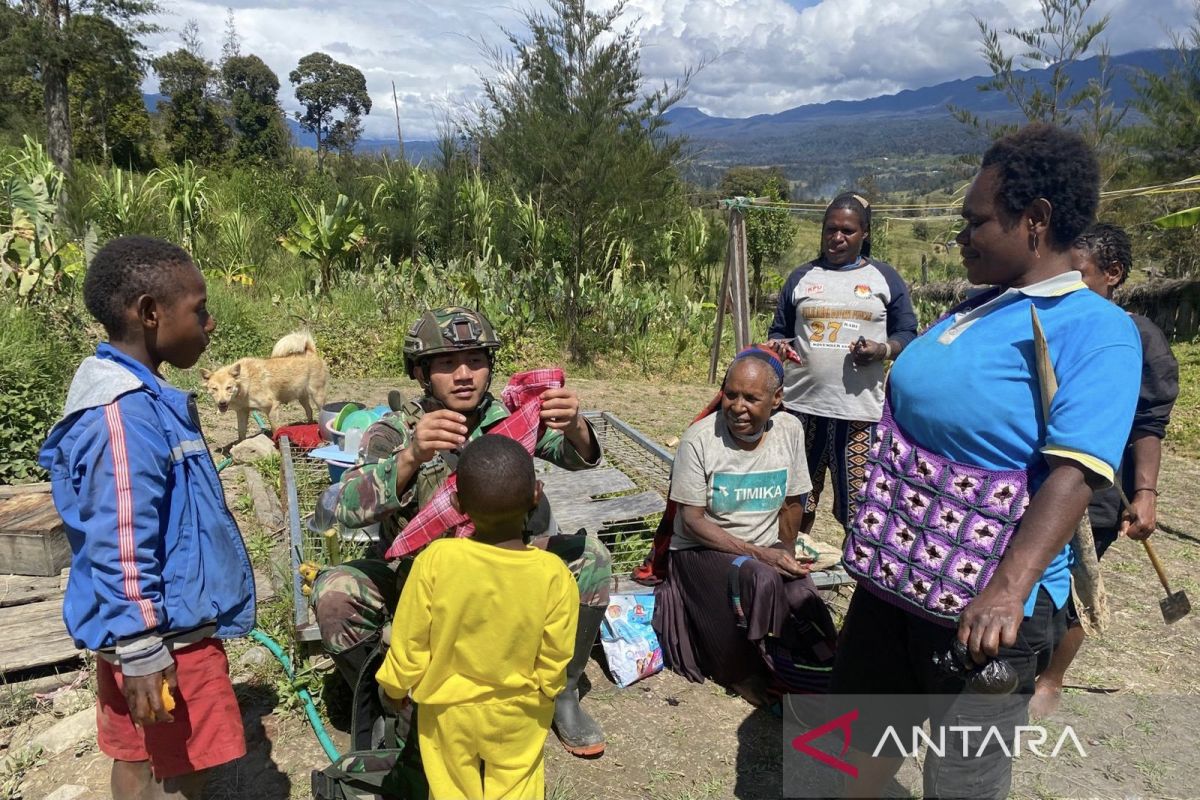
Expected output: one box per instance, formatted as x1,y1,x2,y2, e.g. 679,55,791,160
711,469,788,513
804,283,825,296
854,283,872,299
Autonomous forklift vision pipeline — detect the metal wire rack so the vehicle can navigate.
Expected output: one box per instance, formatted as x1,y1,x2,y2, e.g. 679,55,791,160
576,412,673,576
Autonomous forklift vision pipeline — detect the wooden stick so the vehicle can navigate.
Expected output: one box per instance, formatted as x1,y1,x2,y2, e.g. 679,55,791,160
391,81,405,162
709,210,737,382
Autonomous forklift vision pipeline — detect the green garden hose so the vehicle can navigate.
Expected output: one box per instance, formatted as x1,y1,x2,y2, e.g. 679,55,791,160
248,627,340,763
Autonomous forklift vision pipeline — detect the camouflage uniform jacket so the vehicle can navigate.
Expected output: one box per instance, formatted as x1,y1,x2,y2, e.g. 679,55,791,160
332,393,601,555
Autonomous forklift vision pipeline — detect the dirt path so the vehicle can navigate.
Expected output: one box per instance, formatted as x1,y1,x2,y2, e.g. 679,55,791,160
8,375,1200,799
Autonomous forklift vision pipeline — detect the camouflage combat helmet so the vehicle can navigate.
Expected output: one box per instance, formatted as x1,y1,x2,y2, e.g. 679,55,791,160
403,306,501,378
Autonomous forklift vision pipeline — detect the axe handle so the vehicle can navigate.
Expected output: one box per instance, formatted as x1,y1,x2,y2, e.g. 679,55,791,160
1141,538,1174,594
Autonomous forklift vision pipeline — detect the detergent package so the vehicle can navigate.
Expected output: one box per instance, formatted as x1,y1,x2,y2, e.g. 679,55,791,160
599,594,663,688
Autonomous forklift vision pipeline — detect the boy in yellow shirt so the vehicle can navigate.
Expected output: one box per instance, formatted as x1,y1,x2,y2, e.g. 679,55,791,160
376,435,580,800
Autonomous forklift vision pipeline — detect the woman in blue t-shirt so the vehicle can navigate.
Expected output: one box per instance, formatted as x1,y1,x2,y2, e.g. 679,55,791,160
832,125,1141,799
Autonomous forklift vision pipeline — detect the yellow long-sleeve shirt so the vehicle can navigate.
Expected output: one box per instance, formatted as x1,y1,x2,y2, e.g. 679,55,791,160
376,538,579,706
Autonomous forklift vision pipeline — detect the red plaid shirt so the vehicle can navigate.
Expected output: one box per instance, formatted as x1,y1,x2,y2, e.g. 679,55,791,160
383,369,565,559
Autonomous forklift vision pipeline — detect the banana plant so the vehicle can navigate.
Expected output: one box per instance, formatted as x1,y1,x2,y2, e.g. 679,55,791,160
280,193,367,294
1153,205,1200,229
0,161,75,302
5,136,65,208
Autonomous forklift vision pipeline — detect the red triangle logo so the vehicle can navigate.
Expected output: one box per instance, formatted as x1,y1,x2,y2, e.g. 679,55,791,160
791,708,859,778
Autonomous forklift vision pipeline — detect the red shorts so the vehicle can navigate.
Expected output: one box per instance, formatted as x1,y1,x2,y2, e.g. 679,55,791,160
96,638,246,779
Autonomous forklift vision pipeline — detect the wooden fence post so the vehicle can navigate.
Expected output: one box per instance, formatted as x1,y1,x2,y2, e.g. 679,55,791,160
710,201,754,382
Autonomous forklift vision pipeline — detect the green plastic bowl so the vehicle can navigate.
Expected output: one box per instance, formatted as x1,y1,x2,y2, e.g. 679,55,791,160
340,408,380,433
332,403,363,432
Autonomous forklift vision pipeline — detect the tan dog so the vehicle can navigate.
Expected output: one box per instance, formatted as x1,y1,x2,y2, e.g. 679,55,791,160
201,332,330,440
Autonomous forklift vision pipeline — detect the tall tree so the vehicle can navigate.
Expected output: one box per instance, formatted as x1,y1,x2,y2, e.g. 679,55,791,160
469,0,690,359
1132,1,1200,180
220,7,240,66
718,166,790,201
180,18,203,58
952,0,1125,176
289,52,371,170
68,14,153,167
154,47,229,164
0,1,158,185
733,174,796,310
223,54,290,166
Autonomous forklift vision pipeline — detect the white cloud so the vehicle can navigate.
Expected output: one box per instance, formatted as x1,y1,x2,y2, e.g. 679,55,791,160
142,0,1195,140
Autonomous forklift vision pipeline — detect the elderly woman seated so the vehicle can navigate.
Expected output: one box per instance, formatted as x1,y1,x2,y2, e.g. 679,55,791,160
653,348,837,706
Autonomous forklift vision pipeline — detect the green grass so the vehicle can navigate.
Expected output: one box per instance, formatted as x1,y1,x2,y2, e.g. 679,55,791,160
1168,341,1200,459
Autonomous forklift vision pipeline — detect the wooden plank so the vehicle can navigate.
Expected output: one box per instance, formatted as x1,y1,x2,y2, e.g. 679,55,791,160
0,493,63,533
0,599,80,674
0,494,48,527
0,482,50,499
0,575,62,608
0,529,71,577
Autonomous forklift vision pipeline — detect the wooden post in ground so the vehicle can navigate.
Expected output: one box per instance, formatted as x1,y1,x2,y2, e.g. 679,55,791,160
730,207,751,352
709,201,753,382
709,214,734,383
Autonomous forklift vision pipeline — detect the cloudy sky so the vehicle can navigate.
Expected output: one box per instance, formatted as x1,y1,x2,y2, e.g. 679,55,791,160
142,0,1195,141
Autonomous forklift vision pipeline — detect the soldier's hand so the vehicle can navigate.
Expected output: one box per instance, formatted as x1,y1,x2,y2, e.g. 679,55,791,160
539,388,583,435
409,410,469,464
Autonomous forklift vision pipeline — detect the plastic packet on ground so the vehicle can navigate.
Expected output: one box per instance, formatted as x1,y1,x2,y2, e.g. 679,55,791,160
599,593,663,688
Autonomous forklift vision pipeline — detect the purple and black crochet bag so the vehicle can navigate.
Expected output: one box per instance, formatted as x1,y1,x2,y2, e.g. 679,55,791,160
842,403,1031,627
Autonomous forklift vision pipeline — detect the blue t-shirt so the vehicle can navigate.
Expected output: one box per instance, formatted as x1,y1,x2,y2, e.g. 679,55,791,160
888,272,1141,615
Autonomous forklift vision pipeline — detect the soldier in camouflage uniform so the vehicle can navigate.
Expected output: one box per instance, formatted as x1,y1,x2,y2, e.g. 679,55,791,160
311,307,612,757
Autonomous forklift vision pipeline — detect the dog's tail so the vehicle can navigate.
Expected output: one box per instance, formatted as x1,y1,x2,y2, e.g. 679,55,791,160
271,331,318,358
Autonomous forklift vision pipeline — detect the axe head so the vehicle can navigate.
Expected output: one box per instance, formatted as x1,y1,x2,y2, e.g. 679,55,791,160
1161,589,1191,624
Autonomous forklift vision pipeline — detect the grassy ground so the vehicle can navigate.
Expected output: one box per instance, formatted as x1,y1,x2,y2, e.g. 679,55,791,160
6,367,1200,799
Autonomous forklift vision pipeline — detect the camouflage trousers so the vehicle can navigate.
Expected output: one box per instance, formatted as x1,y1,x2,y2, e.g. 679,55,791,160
311,531,612,655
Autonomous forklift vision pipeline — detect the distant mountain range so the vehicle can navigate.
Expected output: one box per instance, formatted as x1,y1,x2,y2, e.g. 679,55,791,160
664,49,1168,139
144,48,1173,190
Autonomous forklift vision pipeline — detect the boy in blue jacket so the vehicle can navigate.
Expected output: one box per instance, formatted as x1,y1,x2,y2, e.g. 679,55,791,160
39,237,255,798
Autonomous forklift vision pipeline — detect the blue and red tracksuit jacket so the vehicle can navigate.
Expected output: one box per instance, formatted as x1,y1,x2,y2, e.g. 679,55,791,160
38,344,255,676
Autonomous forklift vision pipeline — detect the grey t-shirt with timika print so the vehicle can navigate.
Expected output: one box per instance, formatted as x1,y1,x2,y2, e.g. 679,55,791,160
668,412,811,551
769,258,918,423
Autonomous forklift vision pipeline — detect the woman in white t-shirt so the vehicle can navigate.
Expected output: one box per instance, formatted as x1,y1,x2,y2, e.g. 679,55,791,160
653,348,837,707
768,193,918,536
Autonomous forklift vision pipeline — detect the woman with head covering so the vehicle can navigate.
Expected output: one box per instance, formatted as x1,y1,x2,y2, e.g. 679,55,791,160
833,124,1143,798
768,193,918,536
653,348,837,707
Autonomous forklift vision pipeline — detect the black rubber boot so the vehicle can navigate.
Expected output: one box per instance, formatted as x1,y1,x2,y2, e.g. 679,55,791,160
553,604,607,757
333,638,412,751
